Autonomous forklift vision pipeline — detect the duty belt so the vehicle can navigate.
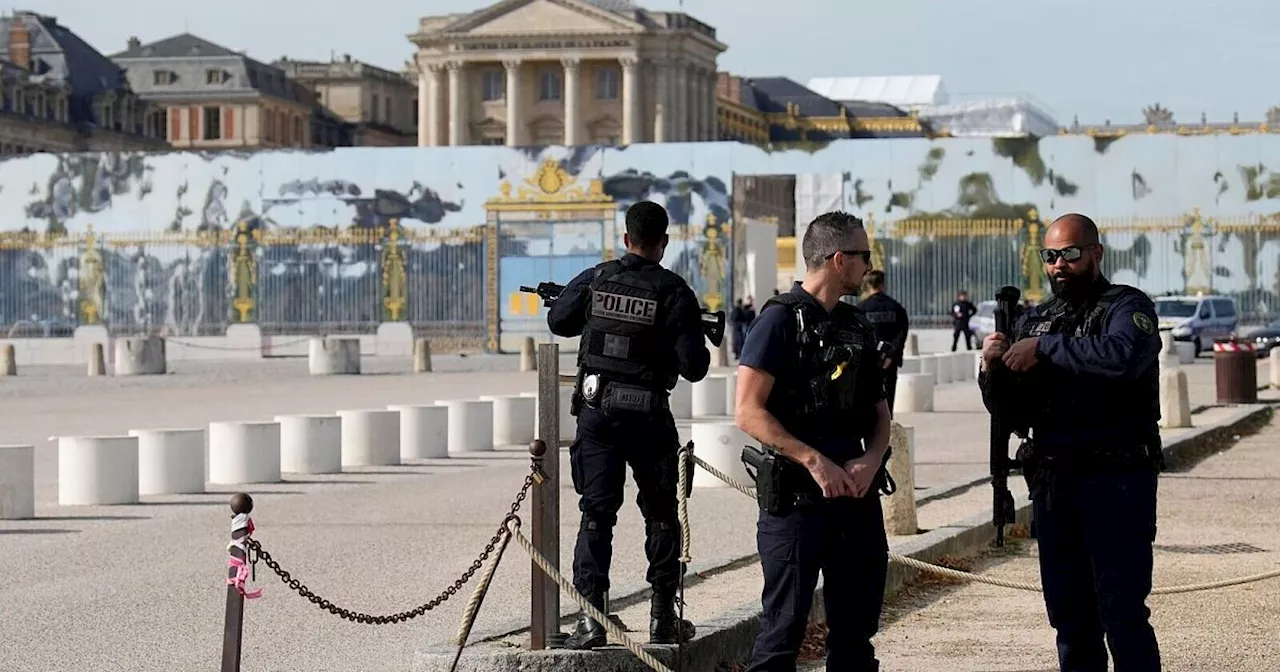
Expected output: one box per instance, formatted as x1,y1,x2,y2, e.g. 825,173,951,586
580,372,670,415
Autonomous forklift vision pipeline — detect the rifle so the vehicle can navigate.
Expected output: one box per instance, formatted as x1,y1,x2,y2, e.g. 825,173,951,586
519,282,727,346
988,285,1027,547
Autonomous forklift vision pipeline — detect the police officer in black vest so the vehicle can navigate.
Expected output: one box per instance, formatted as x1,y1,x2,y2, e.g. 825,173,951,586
736,211,892,672
547,200,709,650
979,213,1163,672
857,269,910,414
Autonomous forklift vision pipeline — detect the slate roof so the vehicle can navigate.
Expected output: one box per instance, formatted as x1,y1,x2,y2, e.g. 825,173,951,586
747,77,844,116
0,12,135,127
112,32,309,105
110,33,241,59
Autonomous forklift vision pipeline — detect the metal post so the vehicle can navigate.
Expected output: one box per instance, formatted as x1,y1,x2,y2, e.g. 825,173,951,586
221,493,254,672
530,343,564,649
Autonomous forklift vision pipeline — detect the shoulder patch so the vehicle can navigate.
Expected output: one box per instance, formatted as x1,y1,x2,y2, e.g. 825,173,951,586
1132,311,1156,334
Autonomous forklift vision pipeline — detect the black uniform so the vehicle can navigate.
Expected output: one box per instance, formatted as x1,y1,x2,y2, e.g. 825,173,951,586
978,277,1163,671
739,282,890,672
857,291,910,413
951,297,977,350
546,252,710,648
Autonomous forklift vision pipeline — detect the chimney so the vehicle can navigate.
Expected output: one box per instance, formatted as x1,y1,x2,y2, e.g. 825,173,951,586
128,36,141,51
8,19,31,71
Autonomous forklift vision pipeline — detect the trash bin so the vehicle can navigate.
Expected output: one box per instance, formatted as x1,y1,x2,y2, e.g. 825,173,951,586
1214,338,1258,404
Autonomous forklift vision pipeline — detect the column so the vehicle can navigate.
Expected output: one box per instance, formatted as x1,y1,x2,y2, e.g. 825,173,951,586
621,58,639,144
504,60,522,147
417,68,429,146
653,61,668,143
687,64,699,141
672,61,687,142
691,67,705,141
562,58,580,146
707,70,719,140
428,65,445,146
447,61,466,146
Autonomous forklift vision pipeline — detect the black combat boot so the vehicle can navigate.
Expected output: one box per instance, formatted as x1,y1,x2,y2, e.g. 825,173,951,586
649,591,696,645
563,591,607,650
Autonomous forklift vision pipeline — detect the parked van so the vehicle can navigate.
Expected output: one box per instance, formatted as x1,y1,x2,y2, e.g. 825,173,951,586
1154,294,1240,356
969,300,996,342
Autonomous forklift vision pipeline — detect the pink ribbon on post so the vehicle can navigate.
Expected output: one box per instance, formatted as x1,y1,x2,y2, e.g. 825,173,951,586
227,514,263,599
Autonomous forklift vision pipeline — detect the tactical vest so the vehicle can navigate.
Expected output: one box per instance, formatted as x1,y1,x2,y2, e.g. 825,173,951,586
1015,283,1161,434
578,257,676,392
762,293,879,438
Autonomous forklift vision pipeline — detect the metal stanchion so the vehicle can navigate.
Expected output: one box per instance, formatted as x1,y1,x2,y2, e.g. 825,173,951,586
530,343,566,649
221,493,254,672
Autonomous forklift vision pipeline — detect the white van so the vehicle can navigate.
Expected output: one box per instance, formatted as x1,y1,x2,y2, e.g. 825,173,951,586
1154,294,1240,356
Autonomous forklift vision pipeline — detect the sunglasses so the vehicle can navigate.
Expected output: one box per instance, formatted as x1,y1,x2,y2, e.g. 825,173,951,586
825,249,873,264
1039,244,1096,264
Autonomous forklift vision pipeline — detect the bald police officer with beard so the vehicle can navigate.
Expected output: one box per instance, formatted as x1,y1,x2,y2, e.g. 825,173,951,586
547,200,708,651
979,213,1163,672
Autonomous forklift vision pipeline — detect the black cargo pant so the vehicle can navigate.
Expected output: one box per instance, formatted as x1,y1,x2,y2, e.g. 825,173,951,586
569,406,682,599
951,322,974,350
746,494,888,672
1034,465,1161,672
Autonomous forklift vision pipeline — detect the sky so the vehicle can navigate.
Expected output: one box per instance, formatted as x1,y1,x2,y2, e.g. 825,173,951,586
23,0,1280,126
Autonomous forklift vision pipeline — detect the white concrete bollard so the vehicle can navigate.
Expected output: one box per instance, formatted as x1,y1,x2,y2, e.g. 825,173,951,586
952,351,975,382
1272,352,1280,389
882,422,918,536
1159,368,1192,429
670,379,693,419
87,343,106,376
1175,342,1196,365
128,428,205,495
710,340,729,367
275,414,342,474
690,421,754,489
534,386,576,442
309,337,361,375
414,338,433,373
481,394,536,445
57,435,139,505
438,399,495,454
386,404,449,460
932,354,954,384
905,333,919,357
1158,331,1179,371
915,355,936,384
893,373,935,413
114,336,167,375
899,356,921,375
208,421,281,485
1,344,15,376
692,375,728,417
520,337,536,372
720,372,737,417
0,444,35,519
338,409,401,467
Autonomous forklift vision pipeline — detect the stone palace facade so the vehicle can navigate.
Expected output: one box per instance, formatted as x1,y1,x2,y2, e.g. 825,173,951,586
407,0,726,146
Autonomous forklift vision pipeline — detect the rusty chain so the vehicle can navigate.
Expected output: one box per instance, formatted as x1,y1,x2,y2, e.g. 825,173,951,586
244,467,539,625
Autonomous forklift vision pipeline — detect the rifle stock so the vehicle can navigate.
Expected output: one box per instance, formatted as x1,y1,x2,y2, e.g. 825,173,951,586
989,285,1024,547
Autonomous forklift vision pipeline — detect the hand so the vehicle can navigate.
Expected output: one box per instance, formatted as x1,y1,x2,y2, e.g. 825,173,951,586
981,333,1009,369
881,357,894,370
806,453,857,499
1002,336,1041,372
843,453,881,498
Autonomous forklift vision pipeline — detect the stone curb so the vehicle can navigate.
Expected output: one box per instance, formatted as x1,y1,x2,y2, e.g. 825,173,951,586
415,402,1277,672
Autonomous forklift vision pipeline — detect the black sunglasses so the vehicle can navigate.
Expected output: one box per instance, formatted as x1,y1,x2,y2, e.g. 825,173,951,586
825,249,872,264
1039,244,1096,264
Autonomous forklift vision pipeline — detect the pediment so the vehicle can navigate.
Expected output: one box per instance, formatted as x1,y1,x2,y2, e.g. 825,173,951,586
444,0,643,35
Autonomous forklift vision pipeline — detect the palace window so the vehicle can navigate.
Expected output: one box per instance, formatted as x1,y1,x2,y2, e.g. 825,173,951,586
482,70,504,101
538,69,561,101
203,106,222,140
596,67,618,100
205,69,231,85
153,70,177,85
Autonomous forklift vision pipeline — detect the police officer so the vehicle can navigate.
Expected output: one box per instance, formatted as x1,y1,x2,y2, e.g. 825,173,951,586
857,269,910,414
736,211,892,672
979,213,1163,672
547,200,709,650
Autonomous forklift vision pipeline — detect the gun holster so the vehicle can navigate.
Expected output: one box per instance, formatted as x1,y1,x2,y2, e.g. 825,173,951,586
1015,439,1045,495
741,445,790,515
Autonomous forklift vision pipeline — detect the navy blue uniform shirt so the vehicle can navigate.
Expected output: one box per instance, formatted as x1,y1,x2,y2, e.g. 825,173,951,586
740,283,885,464
547,253,710,386
978,284,1162,449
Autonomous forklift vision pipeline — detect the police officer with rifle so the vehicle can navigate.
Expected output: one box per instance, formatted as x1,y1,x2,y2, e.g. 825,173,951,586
978,213,1163,672
532,200,711,651
735,211,895,672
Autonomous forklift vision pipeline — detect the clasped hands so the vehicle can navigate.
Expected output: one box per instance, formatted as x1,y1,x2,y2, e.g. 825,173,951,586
806,451,881,500
982,333,1041,372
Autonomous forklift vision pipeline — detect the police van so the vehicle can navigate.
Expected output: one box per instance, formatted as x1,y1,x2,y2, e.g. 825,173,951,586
1154,293,1239,357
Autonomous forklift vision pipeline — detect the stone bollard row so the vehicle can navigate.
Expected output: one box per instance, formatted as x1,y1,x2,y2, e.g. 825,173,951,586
309,337,361,375
0,444,35,519
1160,367,1192,429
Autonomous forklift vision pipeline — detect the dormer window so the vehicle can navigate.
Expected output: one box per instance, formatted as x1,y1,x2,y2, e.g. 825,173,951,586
205,69,231,85
153,70,178,85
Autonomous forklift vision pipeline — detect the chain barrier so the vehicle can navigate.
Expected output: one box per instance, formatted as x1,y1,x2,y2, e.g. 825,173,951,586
689,454,1280,595
242,468,537,625
166,337,314,352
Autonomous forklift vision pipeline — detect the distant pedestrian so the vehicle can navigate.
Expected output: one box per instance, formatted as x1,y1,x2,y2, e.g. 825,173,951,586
950,290,977,351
